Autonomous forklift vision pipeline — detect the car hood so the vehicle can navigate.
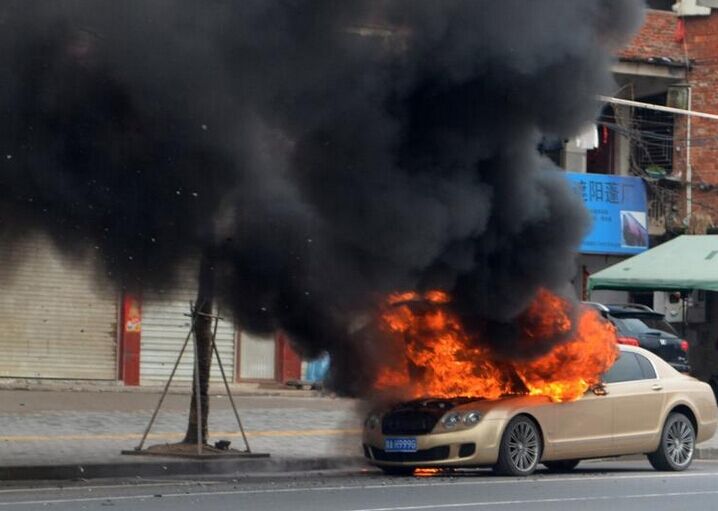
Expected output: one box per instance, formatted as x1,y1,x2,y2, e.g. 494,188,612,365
383,394,550,416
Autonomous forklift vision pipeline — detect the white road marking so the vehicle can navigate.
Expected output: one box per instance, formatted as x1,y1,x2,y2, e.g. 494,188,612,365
0,480,223,495
1,470,718,507
346,490,718,511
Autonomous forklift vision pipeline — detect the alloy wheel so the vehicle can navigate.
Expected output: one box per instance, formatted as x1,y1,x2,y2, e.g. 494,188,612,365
507,420,540,472
665,417,694,467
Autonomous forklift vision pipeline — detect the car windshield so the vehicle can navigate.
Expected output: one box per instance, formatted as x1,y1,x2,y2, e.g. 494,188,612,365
614,316,678,336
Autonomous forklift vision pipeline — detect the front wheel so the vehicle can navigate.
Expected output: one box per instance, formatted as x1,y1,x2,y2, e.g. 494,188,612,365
493,415,543,476
648,412,695,471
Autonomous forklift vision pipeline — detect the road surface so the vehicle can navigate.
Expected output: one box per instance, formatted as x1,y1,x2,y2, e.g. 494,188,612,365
2,459,718,510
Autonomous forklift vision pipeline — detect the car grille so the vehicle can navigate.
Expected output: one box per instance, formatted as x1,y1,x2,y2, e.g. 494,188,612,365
382,411,439,435
369,445,450,463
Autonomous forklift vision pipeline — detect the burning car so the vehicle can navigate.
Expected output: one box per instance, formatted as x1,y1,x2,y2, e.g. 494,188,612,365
363,344,717,476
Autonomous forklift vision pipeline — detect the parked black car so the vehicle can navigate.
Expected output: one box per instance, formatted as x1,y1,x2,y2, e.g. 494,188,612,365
584,303,691,373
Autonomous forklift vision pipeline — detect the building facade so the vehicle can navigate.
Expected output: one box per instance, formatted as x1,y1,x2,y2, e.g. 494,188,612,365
561,3,718,300
570,2,718,380
0,234,302,386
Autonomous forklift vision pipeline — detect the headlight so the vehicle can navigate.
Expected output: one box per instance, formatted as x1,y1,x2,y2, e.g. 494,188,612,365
440,411,482,430
364,413,380,430
441,412,462,429
463,411,481,425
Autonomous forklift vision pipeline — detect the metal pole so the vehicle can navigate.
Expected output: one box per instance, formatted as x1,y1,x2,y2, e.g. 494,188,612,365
210,313,252,453
192,303,203,455
597,95,718,121
686,87,693,220
135,304,198,451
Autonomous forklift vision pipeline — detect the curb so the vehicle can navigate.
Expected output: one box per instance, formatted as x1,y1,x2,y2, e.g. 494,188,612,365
581,447,718,463
0,456,367,482
2,450,717,481
696,447,718,460
0,382,323,398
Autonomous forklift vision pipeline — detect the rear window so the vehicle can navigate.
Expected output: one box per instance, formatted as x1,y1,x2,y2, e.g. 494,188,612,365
636,353,657,379
612,316,678,336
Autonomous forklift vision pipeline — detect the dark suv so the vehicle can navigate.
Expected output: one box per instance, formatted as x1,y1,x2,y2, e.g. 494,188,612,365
584,303,690,373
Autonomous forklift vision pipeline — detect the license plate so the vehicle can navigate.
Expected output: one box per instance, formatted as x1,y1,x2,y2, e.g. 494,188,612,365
385,438,417,453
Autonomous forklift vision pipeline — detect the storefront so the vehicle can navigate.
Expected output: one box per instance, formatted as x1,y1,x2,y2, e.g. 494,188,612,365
0,235,118,380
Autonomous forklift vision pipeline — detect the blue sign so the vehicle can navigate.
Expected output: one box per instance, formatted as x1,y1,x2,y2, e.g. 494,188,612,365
565,172,648,255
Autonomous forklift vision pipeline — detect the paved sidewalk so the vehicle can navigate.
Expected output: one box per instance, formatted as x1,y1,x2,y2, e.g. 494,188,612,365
0,389,362,478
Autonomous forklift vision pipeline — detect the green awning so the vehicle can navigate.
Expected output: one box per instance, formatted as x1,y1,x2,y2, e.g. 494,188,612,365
588,235,718,293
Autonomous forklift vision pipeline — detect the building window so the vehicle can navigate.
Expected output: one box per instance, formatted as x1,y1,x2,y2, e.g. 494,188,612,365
632,93,674,178
646,0,675,11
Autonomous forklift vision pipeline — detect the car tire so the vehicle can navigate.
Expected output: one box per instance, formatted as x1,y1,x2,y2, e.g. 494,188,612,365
647,412,695,471
543,460,580,472
380,466,415,476
493,415,543,477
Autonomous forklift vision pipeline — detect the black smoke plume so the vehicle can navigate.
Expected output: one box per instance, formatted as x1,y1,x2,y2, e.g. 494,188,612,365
0,1,643,395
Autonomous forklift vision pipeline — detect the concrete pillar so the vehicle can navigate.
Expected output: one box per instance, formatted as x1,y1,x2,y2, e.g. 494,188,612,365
613,105,633,176
561,137,587,172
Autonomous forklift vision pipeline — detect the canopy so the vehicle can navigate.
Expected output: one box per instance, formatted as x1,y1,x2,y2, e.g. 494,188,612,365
588,235,718,293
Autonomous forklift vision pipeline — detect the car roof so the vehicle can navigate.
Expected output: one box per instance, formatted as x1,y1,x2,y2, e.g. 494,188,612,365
583,302,664,318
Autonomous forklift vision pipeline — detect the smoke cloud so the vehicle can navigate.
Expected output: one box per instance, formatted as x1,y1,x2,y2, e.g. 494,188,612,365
0,1,643,394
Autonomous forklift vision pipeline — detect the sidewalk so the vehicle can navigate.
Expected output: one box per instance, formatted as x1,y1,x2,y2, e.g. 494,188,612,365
0,388,364,480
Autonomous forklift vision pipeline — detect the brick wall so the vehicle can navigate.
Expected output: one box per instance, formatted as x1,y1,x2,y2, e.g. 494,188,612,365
683,12,718,219
618,10,685,63
619,9,718,222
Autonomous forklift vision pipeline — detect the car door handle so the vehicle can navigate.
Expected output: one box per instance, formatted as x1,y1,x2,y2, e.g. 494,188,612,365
651,384,663,391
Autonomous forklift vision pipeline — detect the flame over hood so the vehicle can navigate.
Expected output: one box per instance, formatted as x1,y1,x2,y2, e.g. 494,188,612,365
375,289,617,402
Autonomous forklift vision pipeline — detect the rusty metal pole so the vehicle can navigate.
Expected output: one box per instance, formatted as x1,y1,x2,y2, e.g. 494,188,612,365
192,303,203,456
210,311,252,453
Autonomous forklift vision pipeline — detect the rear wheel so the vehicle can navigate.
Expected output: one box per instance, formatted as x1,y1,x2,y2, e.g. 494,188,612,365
380,466,415,476
493,415,542,476
648,412,695,471
543,460,580,472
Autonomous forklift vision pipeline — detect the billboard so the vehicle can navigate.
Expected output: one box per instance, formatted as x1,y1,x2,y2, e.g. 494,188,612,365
565,172,648,255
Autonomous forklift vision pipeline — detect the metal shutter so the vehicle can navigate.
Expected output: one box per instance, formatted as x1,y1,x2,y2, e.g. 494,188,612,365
0,236,118,379
238,332,276,380
140,268,236,385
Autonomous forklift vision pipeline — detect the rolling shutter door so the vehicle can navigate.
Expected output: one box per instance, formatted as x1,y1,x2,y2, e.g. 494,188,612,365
140,270,236,385
238,332,276,380
0,236,118,379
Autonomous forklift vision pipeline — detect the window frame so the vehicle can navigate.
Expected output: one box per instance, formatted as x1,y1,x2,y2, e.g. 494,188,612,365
635,352,659,380
602,349,659,385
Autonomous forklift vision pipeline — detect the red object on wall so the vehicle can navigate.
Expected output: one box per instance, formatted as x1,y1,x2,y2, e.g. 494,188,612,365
119,293,142,386
674,18,686,43
276,332,302,383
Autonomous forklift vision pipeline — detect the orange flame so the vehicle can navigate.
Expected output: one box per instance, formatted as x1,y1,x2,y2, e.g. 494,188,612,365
413,468,441,477
375,289,617,402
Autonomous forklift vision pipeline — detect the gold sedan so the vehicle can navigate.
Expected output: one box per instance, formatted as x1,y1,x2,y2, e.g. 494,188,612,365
363,345,718,476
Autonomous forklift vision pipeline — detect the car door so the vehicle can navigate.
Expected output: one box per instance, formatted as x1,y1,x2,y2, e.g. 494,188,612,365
603,351,665,454
550,386,614,459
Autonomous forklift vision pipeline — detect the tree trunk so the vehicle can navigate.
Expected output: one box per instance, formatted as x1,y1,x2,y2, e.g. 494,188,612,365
183,252,214,445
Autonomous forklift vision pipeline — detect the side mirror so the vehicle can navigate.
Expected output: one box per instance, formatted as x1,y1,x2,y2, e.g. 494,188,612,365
591,383,608,396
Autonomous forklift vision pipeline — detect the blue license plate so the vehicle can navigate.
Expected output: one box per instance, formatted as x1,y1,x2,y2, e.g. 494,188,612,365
384,438,417,453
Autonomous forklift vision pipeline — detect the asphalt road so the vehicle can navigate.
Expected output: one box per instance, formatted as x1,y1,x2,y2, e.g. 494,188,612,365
3,460,718,510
